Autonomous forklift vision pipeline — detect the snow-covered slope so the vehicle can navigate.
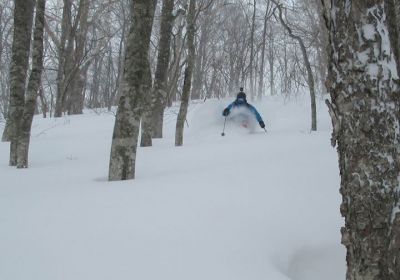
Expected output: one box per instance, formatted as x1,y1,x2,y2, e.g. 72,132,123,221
0,95,345,280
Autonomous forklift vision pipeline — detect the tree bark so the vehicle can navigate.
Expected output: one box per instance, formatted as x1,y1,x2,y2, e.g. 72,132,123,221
384,0,400,75
3,0,35,165
324,1,400,279
175,0,196,146
38,85,47,118
109,18,127,111
108,0,156,181
150,0,175,139
89,53,103,108
16,0,46,168
140,58,153,147
110,4,129,111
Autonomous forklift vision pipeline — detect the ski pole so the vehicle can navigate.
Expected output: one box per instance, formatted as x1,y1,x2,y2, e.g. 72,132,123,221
221,117,227,136
263,128,268,134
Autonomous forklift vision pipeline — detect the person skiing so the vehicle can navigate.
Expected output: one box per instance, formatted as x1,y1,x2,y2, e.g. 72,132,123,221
222,87,265,130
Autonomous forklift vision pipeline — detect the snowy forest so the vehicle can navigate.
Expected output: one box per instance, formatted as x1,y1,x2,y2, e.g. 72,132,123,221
1,0,400,279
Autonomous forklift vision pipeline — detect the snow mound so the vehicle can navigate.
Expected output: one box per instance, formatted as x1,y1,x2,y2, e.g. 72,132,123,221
0,96,345,280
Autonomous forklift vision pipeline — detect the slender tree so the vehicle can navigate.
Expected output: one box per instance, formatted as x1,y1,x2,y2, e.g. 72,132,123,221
258,1,274,100
54,0,91,117
150,0,175,139
249,0,256,99
108,0,156,181
16,0,46,168
323,0,400,279
2,0,35,165
66,0,90,115
54,0,72,117
0,2,14,123
175,0,196,146
140,57,153,147
268,26,275,96
191,7,211,100
273,0,317,131
166,13,186,107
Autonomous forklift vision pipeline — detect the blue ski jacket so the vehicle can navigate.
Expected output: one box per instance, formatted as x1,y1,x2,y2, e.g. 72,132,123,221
223,98,264,123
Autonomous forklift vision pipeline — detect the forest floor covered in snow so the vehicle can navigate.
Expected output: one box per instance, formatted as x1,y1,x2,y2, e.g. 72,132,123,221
0,95,345,280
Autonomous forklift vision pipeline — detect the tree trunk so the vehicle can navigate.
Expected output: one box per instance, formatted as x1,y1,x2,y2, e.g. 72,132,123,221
150,0,175,139
110,9,128,111
315,0,329,95
54,0,89,117
324,1,400,279
192,14,209,100
269,27,275,96
175,0,196,147
282,39,288,95
249,0,256,100
108,0,156,181
54,0,71,117
16,0,46,168
274,1,317,131
109,22,127,111
103,45,114,110
90,54,103,108
166,14,186,107
258,3,271,101
140,58,153,147
67,0,90,115
0,0,34,141
38,85,47,118
3,0,35,165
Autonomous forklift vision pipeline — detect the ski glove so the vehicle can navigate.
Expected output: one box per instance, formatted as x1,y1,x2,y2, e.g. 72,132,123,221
259,121,265,128
222,108,230,116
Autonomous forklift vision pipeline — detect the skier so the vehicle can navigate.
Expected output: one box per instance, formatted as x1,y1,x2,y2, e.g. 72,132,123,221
222,87,265,130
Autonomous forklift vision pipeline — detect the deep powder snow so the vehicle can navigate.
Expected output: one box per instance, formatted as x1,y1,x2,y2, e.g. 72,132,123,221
0,96,344,280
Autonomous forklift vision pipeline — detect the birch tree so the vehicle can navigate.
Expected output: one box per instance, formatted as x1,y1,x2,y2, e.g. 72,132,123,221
3,0,35,165
16,0,46,168
139,57,153,147
175,0,196,146
108,0,156,181
149,0,175,139
0,2,14,124
324,0,400,278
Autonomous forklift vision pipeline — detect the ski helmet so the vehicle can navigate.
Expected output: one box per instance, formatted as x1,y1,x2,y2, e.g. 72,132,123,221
236,92,246,102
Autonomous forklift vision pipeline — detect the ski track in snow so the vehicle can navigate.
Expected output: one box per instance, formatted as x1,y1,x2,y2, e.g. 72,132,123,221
0,96,345,280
